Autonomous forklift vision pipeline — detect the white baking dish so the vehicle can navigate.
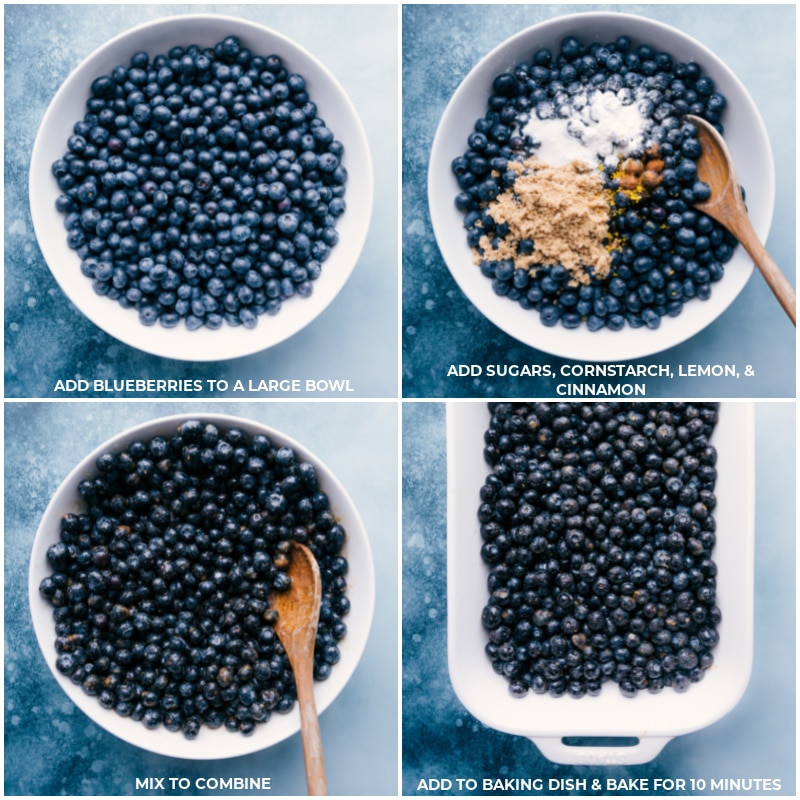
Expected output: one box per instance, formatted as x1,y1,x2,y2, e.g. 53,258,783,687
447,401,754,765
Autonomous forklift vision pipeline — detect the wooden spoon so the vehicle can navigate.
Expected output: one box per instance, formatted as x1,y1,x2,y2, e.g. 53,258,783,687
271,543,328,795
686,114,795,325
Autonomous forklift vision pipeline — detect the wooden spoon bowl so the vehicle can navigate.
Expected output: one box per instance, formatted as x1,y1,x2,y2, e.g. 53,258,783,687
271,543,328,795
687,114,795,325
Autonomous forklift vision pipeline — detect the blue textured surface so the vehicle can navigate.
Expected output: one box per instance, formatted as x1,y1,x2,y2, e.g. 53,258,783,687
4,401,398,795
402,402,795,795
4,4,398,399
402,5,796,398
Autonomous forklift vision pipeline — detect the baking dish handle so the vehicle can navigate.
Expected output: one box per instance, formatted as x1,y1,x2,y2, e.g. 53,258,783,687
531,735,672,766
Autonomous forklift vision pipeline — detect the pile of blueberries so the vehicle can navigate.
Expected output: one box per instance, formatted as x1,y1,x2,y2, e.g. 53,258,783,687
38,420,350,737
452,35,739,331
52,36,347,330
479,402,721,698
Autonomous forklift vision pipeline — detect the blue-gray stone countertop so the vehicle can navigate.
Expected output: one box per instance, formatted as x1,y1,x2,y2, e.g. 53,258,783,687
402,4,796,398
4,401,397,795
5,4,398,399
402,402,795,795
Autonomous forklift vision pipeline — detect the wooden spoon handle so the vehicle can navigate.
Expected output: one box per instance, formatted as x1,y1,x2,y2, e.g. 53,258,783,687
295,661,328,795
733,216,796,326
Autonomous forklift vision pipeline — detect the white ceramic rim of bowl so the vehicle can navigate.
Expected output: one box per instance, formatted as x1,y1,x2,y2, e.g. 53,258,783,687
29,14,374,362
446,401,755,765
29,413,376,760
428,11,776,362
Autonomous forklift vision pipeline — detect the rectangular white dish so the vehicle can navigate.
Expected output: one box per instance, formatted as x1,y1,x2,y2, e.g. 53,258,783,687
447,401,754,765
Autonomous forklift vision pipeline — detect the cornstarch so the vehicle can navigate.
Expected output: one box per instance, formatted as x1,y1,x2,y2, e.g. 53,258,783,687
523,88,655,168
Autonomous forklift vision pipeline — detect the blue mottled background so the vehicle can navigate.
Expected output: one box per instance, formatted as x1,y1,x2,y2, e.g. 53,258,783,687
5,401,398,795
4,4,398,399
402,4,796,398
402,402,795,795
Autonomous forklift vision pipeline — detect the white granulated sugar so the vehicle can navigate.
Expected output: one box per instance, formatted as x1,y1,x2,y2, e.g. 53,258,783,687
528,117,594,165
523,88,653,168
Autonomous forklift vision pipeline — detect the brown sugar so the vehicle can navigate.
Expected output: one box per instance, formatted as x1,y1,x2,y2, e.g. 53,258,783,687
472,157,612,285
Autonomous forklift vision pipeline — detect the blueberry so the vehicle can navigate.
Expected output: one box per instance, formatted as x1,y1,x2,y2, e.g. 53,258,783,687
494,260,514,281
560,36,584,60
539,305,560,327
512,269,529,290
537,275,560,296
560,312,582,329
692,181,711,202
630,232,653,252
55,653,76,674
706,93,727,113
642,307,661,329
676,159,698,183
493,72,521,96
586,314,605,331
675,227,697,247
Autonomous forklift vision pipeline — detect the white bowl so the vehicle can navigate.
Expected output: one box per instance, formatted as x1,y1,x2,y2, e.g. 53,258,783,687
30,15,373,361
429,13,774,361
29,413,375,760
447,401,754,765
